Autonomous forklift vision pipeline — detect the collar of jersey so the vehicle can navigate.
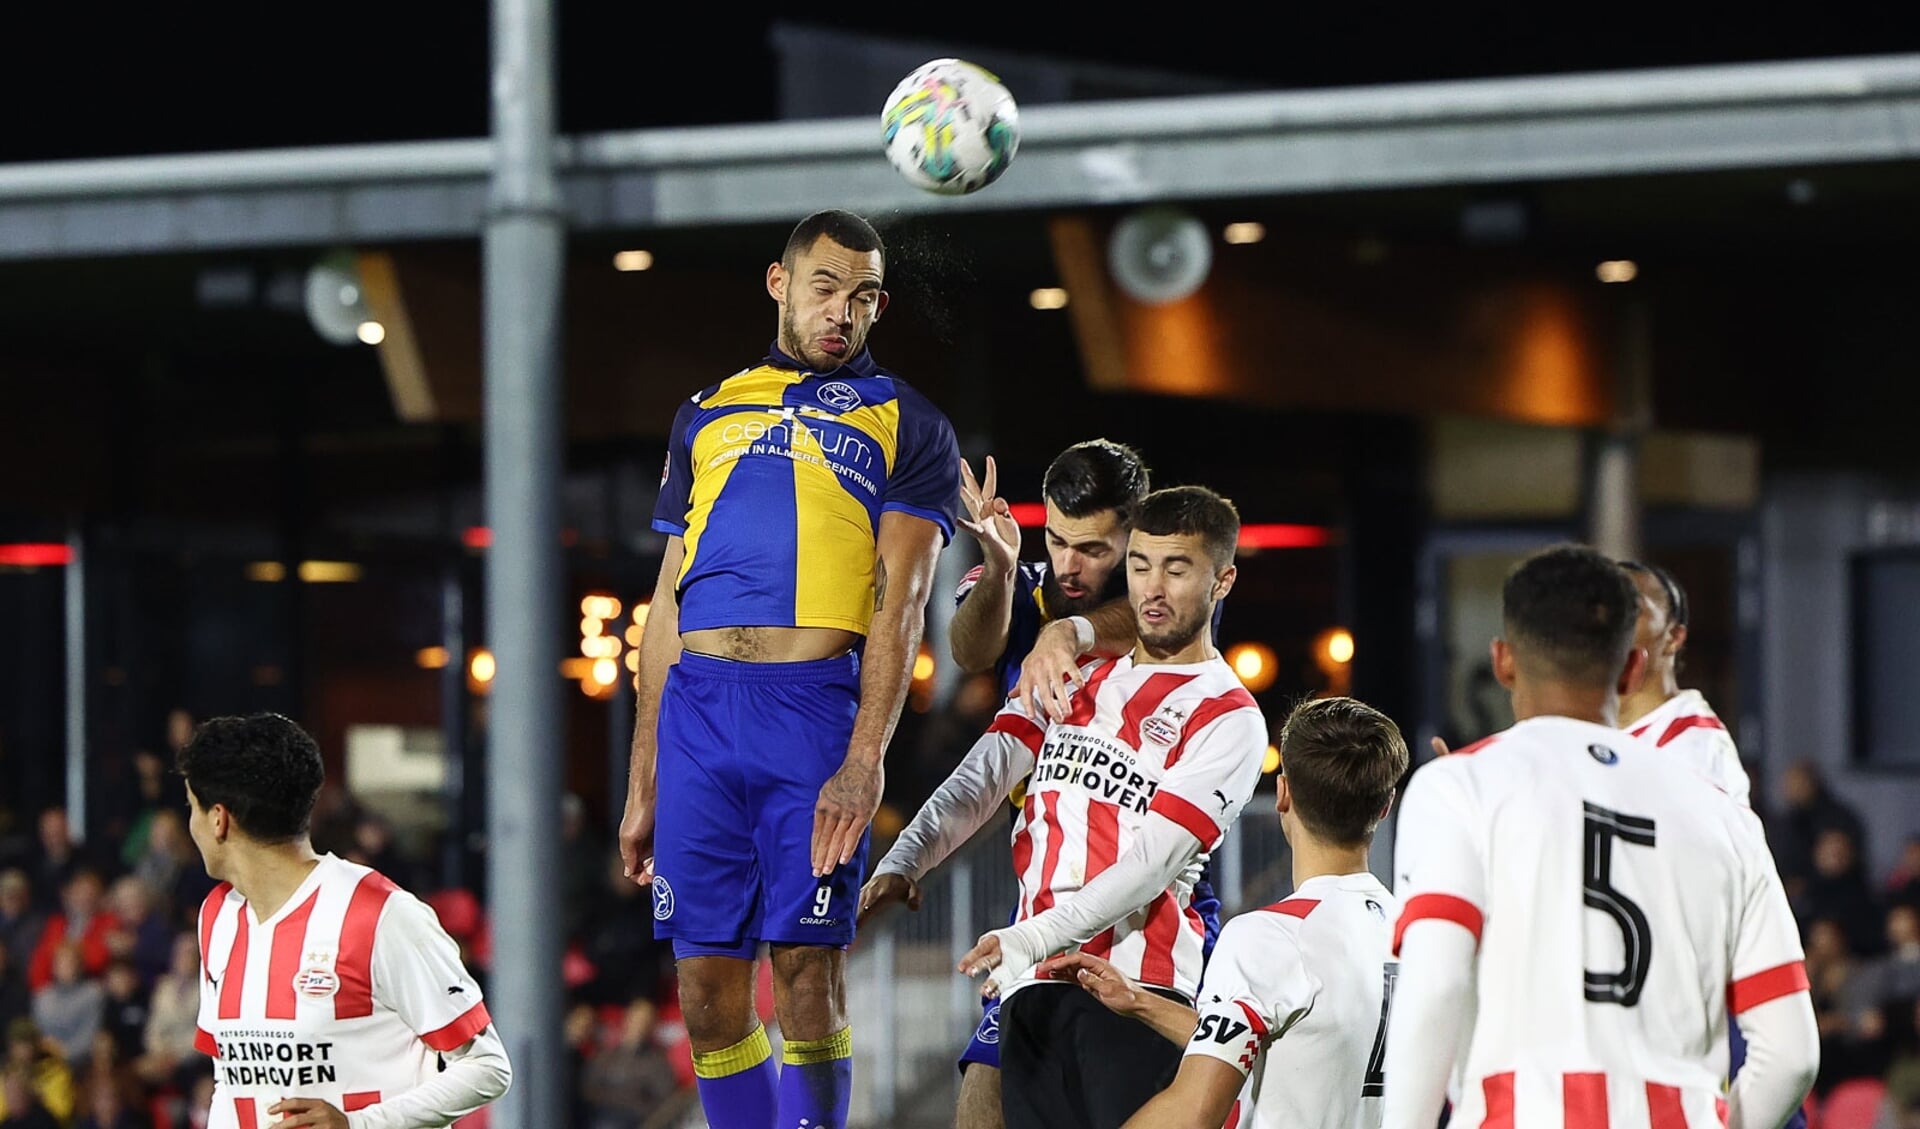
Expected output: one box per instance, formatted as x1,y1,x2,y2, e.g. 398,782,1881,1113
765,342,880,379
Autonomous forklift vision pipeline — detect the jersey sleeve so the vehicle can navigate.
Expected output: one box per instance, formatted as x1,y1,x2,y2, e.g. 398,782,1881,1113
1146,706,1268,849
1390,759,1488,954
881,386,961,542
1184,916,1317,1076
649,395,700,536
1708,731,1754,809
371,892,495,1053
1728,815,1810,1015
194,888,224,1060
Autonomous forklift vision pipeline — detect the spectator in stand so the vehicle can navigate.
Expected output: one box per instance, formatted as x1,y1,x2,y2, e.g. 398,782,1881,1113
1882,997,1920,1129
115,749,185,878
27,872,119,992
130,813,211,934
21,813,80,917
0,1066,59,1129
344,812,420,892
1887,837,1920,912
1801,828,1888,958
97,962,147,1065
73,1071,146,1129
582,1000,682,1129
135,934,205,1096
2,1019,74,1126
581,856,668,1007
101,882,167,990
0,949,26,1036
32,942,103,1067
0,879,38,992
1775,760,1867,901
559,795,609,944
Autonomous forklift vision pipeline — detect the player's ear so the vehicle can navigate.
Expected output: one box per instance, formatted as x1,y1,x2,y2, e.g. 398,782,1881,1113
766,261,788,304
1665,623,1688,658
873,288,890,321
1212,563,1237,601
1274,775,1292,816
1490,639,1517,689
1618,645,1650,699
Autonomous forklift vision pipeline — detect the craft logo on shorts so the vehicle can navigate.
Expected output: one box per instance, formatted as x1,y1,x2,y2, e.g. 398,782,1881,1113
1587,742,1620,766
977,1002,1001,1045
293,950,339,1000
817,381,862,412
652,876,675,921
1139,715,1180,748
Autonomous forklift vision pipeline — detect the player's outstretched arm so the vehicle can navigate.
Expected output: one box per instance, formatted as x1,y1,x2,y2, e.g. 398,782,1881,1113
620,535,686,887
1015,599,1134,721
1039,952,1199,1045
1118,1057,1245,1129
949,454,1023,673
861,718,1038,923
812,510,944,877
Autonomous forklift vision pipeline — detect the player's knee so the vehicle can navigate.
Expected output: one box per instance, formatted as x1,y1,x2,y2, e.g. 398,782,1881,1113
675,959,757,1048
770,944,847,1034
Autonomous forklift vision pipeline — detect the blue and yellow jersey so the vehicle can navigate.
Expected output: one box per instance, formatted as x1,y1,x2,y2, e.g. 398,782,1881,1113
652,346,961,635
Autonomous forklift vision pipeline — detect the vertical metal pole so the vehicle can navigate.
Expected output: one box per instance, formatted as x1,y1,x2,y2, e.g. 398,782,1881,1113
484,1,565,1126
64,520,87,843
1589,298,1651,562
1218,821,1245,914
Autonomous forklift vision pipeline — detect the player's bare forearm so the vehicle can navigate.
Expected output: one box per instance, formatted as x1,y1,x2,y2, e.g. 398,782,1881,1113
848,513,943,766
1119,1058,1243,1129
811,512,943,875
620,537,684,882
1084,596,1138,657
948,565,1016,672
1130,992,1201,1046
628,537,686,787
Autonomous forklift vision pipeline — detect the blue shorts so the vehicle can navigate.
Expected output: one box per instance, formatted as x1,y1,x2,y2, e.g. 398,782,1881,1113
650,650,868,960
957,867,1223,1073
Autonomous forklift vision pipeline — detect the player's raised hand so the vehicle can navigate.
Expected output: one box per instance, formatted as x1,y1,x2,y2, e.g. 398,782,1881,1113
957,455,1021,577
618,792,656,888
1015,618,1089,722
1038,951,1146,1018
812,756,883,878
857,871,922,925
268,1098,349,1129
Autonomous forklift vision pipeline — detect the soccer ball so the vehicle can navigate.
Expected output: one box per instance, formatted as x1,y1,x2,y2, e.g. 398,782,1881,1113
881,59,1020,196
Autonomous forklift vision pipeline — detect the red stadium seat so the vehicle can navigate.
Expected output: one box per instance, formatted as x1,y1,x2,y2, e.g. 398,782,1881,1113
1819,1079,1886,1129
1802,1091,1820,1129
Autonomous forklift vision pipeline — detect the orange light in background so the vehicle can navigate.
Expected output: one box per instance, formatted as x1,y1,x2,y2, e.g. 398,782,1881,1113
1497,285,1606,427
624,651,640,673
1311,627,1354,696
1326,628,1354,665
469,649,496,684
581,617,603,638
632,602,650,627
1225,642,1277,693
912,648,936,683
1262,744,1282,774
592,658,619,687
415,646,449,670
624,625,645,647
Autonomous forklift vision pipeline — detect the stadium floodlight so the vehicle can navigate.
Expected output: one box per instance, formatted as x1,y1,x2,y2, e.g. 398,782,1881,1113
304,249,374,346
1108,205,1212,305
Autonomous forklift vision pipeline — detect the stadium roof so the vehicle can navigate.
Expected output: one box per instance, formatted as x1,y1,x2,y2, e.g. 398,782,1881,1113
2,53,1919,259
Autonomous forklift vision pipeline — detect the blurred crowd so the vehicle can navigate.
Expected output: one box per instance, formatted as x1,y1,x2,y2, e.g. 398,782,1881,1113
2,704,1917,1129
0,710,697,1129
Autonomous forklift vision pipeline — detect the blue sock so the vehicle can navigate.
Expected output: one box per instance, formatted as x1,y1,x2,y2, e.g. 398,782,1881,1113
694,1025,777,1129
777,1027,853,1129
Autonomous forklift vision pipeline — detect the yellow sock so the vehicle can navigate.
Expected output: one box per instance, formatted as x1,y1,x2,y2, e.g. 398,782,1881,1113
781,1027,853,1066
693,1025,773,1079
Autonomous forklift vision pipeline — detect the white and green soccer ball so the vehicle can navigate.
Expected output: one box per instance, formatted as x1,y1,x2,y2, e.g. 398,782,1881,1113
881,58,1020,196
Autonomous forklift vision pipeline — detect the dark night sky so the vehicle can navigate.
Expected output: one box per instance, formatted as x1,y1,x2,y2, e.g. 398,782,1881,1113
2,4,1917,163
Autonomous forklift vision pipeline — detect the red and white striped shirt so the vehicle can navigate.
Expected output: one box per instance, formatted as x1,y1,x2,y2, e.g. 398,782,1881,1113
195,855,493,1129
1626,689,1751,808
1386,717,1805,1129
986,653,1267,1001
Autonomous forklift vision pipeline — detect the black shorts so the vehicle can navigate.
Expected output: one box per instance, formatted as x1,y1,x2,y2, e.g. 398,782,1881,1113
999,983,1185,1129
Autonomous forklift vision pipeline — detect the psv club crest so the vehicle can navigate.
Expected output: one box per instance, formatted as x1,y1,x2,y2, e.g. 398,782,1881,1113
293,950,339,1000
1139,715,1180,748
